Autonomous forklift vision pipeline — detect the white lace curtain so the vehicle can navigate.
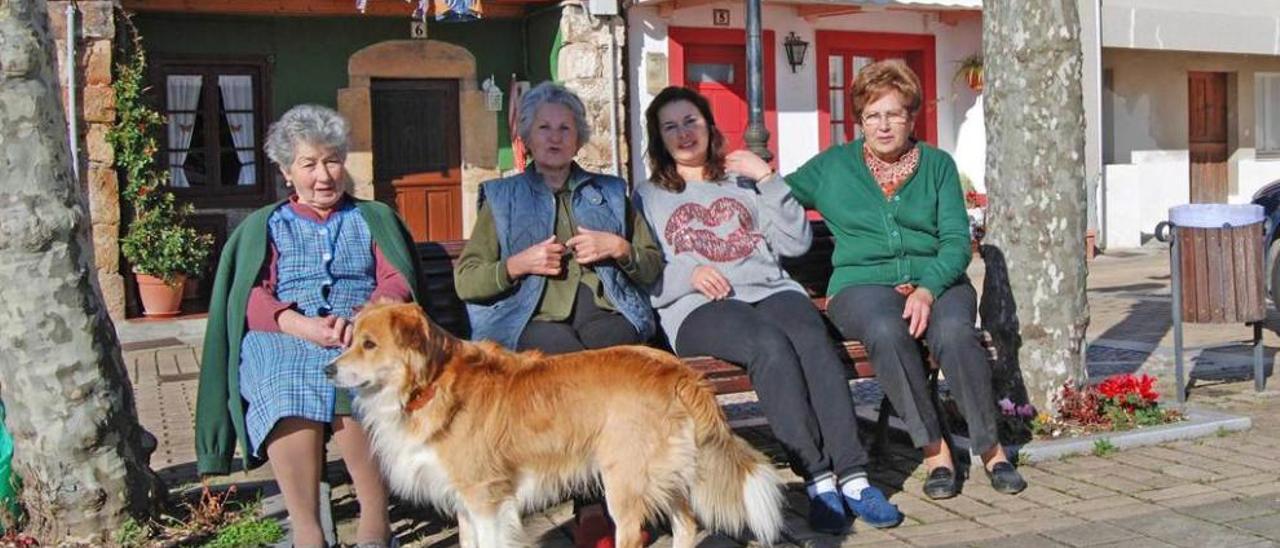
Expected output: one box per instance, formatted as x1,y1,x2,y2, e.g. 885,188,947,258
218,75,257,186
166,75,202,187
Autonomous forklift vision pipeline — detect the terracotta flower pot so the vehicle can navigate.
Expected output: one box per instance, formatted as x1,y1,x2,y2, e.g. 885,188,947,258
136,273,186,318
967,71,983,92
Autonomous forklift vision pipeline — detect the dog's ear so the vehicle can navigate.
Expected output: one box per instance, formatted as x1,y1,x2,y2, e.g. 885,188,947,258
391,306,454,370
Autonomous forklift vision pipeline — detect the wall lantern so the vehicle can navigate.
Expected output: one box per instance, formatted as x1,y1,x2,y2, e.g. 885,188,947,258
482,75,504,112
783,31,809,73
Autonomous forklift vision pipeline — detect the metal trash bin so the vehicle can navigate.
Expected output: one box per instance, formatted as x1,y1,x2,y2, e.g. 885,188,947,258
1156,203,1267,402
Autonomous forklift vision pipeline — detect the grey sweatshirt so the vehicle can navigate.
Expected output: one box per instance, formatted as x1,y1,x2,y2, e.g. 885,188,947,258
634,173,811,348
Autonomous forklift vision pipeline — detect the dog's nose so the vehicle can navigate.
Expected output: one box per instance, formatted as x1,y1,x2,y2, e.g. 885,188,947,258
323,362,337,378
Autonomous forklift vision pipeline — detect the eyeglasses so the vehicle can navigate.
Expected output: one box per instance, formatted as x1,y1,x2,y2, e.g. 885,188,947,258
860,110,911,127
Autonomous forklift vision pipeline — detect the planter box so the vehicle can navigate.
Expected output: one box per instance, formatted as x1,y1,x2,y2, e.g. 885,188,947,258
1006,407,1249,463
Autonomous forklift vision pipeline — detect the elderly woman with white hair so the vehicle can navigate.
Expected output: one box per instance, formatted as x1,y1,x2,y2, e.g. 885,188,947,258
453,82,662,546
455,82,661,355
196,104,419,547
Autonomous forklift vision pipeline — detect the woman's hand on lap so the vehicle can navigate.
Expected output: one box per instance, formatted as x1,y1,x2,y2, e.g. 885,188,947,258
725,150,774,181
691,265,732,300
902,287,934,338
281,312,346,347
566,227,629,265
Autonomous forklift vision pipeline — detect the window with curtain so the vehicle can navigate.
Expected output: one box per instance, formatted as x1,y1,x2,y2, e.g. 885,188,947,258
153,58,271,207
1257,73,1280,158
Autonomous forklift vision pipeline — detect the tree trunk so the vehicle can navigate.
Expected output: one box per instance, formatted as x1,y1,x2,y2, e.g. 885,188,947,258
980,0,1090,413
0,0,164,542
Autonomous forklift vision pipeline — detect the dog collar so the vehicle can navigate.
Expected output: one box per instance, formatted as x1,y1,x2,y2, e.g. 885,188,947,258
404,385,436,413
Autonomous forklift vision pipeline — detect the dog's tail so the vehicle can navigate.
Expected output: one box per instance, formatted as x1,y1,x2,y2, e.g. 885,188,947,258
676,377,785,545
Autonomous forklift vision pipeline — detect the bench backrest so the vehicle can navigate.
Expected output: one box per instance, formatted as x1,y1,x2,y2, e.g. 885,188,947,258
415,220,838,338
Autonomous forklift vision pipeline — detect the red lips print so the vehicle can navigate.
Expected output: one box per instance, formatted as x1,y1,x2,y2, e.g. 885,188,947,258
665,197,764,262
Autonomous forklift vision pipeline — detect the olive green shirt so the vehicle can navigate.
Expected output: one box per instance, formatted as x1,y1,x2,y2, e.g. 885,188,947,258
454,177,663,321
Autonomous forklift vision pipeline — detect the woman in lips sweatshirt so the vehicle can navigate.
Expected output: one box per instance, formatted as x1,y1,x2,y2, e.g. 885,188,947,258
634,86,903,535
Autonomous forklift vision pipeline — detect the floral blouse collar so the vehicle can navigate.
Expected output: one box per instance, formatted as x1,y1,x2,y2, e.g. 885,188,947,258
862,142,920,199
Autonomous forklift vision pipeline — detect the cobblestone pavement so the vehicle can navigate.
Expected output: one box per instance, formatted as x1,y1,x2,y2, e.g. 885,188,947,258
122,247,1280,547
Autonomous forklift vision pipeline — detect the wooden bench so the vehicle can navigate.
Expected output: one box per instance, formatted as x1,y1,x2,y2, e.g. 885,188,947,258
414,222,992,449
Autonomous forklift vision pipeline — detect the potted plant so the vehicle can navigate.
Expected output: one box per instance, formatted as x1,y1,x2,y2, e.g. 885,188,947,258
954,53,983,92
109,29,212,317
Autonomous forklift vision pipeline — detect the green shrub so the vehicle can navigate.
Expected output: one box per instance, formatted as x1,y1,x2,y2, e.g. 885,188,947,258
108,25,212,284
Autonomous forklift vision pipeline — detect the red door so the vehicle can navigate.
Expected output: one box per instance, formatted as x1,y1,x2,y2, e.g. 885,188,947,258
685,45,749,151
668,28,777,162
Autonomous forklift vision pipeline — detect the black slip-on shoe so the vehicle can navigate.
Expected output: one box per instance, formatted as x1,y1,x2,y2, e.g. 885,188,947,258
923,467,958,500
986,462,1027,495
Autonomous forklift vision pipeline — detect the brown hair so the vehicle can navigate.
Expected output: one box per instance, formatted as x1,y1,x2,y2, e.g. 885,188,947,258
644,86,727,192
850,59,923,123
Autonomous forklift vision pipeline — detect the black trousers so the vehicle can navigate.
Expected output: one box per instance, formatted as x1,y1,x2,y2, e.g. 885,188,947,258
516,284,643,354
827,283,999,455
674,291,869,481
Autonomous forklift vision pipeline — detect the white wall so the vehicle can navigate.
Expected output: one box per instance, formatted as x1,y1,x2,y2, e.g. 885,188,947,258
1102,150,1190,249
626,4,981,182
1101,0,1280,56
1099,48,1280,248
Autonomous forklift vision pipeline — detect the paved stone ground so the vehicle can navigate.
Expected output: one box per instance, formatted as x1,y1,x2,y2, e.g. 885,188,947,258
121,247,1280,547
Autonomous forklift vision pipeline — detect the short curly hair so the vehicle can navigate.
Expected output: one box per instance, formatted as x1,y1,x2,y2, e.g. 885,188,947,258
850,59,923,123
264,104,351,168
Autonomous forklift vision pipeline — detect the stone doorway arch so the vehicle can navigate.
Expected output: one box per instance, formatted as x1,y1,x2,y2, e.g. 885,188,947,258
338,39,498,237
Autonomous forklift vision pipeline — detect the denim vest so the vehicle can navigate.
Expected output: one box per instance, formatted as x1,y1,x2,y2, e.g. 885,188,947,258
466,166,655,349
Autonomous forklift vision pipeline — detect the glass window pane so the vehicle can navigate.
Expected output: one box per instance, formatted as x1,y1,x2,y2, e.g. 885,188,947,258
829,55,843,87
851,56,873,82
829,90,844,122
179,151,208,187
1264,75,1280,153
687,63,734,85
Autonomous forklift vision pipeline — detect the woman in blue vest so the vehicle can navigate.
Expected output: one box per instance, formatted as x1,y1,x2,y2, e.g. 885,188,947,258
453,82,662,546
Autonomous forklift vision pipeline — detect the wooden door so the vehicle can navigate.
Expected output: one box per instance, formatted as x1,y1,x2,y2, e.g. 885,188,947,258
371,78,462,241
1189,72,1228,203
684,44,749,152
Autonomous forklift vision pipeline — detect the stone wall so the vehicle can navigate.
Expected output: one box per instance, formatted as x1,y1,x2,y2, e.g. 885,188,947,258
557,4,628,179
47,1,123,320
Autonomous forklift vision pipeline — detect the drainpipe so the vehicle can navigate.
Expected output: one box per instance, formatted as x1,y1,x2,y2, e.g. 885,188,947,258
1092,0,1105,248
608,14,622,177
66,2,80,182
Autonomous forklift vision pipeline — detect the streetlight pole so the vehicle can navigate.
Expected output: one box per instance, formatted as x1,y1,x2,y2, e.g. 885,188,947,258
743,0,772,162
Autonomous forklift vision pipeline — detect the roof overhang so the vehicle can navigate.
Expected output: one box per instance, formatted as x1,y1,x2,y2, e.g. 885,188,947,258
631,0,980,9
121,0,558,20
630,0,979,23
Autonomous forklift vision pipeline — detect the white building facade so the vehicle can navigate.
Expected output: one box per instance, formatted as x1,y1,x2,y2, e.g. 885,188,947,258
625,0,983,181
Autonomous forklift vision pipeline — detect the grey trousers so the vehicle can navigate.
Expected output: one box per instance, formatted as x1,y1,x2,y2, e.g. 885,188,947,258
828,283,1000,455
675,291,869,481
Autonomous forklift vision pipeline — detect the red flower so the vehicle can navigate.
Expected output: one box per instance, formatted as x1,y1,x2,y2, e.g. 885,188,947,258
1097,374,1159,410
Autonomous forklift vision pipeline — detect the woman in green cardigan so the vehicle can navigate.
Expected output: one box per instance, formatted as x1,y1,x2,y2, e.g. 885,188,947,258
730,60,1025,500
195,105,419,547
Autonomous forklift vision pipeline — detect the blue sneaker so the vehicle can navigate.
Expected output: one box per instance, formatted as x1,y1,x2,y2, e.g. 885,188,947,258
807,491,850,535
844,486,904,529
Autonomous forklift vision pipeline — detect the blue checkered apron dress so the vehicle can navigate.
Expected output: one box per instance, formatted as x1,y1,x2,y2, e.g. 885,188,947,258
238,202,376,458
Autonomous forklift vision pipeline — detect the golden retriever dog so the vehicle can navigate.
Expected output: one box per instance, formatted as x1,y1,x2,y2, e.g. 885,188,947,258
326,302,784,548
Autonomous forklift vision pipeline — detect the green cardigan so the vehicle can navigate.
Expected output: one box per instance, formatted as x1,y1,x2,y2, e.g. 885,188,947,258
194,198,421,475
785,139,971,299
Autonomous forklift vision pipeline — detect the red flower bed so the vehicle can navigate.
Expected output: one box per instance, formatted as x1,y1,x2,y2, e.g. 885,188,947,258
1031,374,1182,439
